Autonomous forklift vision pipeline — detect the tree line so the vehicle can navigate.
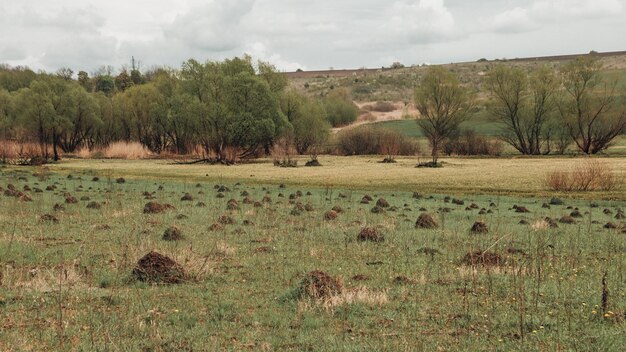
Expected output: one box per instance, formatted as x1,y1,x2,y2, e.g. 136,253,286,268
0,56,357,162
1,55,625,164
415,56,626,164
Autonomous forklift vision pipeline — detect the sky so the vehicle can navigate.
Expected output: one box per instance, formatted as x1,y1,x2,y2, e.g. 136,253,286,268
0,0,625,74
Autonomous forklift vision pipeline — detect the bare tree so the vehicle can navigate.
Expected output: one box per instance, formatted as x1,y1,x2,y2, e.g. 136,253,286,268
485,65,558,155
414,66,473,164
560,56,626,154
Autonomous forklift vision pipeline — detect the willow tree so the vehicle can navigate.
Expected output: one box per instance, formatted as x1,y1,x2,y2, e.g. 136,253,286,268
560,57,626,154
485,65,559,155
180,57,288,162
415,66,473,164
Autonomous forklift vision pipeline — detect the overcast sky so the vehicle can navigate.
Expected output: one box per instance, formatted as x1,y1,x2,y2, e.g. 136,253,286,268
1,0,625,73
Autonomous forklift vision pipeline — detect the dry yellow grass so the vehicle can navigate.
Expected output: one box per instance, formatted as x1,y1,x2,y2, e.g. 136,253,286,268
46,156,626,199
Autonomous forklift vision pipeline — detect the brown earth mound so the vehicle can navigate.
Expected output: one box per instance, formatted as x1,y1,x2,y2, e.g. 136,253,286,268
515,206,530,213
218,215,236,225
163,226,183,241
470,221,488,234
559,216,576,224
86,201,101,209
298,270,343,300
143,202,175,214
132,251,187,284
40,214,59,223
415,214,438,229
357,227,384,242
181,193,194,201
324,210,338,220
376,198,390,208
462,251,503,266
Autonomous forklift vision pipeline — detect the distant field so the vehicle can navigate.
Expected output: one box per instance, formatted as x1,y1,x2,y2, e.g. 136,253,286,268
38,157,626,200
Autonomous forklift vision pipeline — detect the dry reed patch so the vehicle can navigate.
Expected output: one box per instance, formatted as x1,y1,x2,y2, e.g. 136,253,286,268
90,142,152,160
546,159,622,192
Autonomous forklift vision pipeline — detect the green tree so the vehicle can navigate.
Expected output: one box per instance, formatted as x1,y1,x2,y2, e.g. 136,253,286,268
323,88,359,127
115,84,168,153
77,71,92,92
14,81,56,159
280,89,329,155
0,89,13,140
57,85,102,152
559,57,626,154
95,75,115,95
115,69,134,92
180,57,288,162
485,65,559,155
415,66,474,164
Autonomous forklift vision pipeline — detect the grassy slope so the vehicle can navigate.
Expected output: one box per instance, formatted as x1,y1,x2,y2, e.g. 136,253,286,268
0,166,624,351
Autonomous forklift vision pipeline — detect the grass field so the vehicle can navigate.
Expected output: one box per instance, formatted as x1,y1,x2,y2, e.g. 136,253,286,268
0,158,625,351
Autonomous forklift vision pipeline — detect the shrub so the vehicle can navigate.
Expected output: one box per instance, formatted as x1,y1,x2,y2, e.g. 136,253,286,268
323,88,359,127
442,130,503,156
335,127,418,156
545,159,621,192
363,101,396,113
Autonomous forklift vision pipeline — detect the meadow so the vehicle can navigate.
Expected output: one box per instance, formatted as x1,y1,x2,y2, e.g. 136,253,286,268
0,157,625,351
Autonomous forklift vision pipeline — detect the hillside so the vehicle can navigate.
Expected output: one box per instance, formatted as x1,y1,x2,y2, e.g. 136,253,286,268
286,50,626,135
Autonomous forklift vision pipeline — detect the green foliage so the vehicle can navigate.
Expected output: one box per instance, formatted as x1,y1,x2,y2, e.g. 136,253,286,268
322,88,359,127
280,89,330,155
560,57,626,154
485,65,559,155
415,66,474,163
95,75,115,95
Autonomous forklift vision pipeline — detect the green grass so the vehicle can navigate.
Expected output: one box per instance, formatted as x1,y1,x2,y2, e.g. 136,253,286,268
0,163,625,351
369,114,504,138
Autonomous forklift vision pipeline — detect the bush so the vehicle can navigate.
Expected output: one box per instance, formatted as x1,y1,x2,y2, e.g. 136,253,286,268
363,101,396,113
545,159,621,191
335,127,418,156
323,88,359,127
442,130,503,156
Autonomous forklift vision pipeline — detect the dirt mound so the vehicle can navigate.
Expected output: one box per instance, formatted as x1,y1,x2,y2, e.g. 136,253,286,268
570,210,583,218
86,201,101,210
452,198,464,205
116,178,126,184
65,196,78,204
324,210,338,220
393,276,415,284
132,251,187,284
604,222,618,229
415,214,438,229
298,270,342,300
550,197,564,205
352,274,369,281
362,195,373,202
376,198,390,208
544,217,559,228
305,159,322,167
559,216,576,224
470,221,488,234
462,251,504,267
218,215,236,225
181,193,194,201
331,205,344,213
371,205,386,214
163,226,184,241
209,223,223,231
40,214,59,223
357,227,384,242
226,199,240,210
514,206,530,213
143,202,175,214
